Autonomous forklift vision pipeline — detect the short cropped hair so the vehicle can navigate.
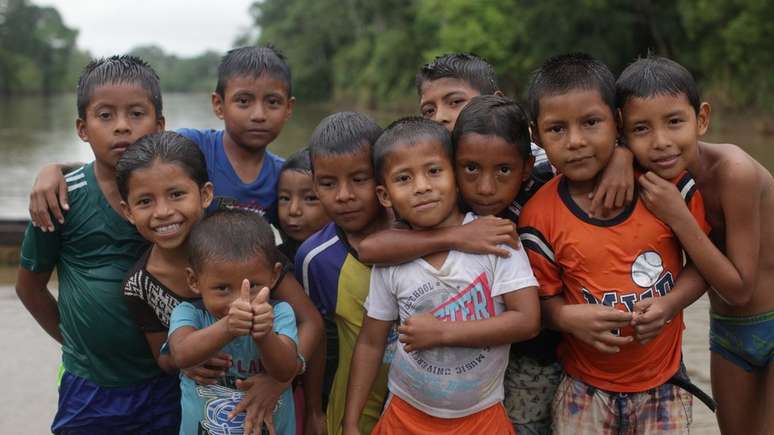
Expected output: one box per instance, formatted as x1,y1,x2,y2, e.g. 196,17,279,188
188,209,280,272
116,131,208,201
527,53,616,125
452,95,532,160
215,45,292,97
416,53,498,96
280,147,312,175
616,56,701,113
308,112,383,167
373,117,452,183
76,55,162,120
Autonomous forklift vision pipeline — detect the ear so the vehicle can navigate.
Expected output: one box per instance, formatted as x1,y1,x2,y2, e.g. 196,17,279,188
493,89,505,97
211,92,225,120
120,200,135,224
530,124,542,148
697,102,711,136
284,96,296,122
200,182,214,209
186,267,201,295
522,155,535,182
76,118,89,143
155,115,166,133
375,185,392,208
270,262,284,288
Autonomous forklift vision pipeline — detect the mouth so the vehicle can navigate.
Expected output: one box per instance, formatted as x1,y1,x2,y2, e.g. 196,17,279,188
284,223,303,233
566,155,592,165
153,223,181,236
336,209,361,219
470,201,503,215
112,141,131,152
652,154,680,169
247,128,271,136
413,199,440,211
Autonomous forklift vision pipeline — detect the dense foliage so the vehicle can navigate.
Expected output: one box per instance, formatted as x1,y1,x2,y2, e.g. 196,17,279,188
249,0,774,110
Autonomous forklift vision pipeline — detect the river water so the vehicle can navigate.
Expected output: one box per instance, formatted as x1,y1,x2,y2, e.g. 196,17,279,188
0,93,771,433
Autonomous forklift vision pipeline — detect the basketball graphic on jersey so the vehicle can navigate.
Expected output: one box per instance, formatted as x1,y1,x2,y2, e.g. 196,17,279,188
631,251,664,288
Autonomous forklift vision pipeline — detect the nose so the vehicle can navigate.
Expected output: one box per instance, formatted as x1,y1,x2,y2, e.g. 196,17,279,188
288,196,302,216
435,107,453,130
154,198,173,218
653,128,672,151
250,103,266,122
414,173,432,194
476,173,496,196
335,181,355,203
567,126,585,150
114,113,130,134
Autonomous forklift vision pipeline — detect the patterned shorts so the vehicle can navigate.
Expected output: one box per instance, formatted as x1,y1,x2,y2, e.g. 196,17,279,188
552,374,692,435
503,355,562,434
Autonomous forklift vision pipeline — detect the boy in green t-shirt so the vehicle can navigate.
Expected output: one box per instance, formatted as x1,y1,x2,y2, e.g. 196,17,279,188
15,55,176,433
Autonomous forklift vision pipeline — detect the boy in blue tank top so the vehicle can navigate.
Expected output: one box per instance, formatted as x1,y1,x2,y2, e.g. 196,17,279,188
15,55,178,434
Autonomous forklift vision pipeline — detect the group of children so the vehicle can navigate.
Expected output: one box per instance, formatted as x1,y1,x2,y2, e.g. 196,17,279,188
15,44,772,435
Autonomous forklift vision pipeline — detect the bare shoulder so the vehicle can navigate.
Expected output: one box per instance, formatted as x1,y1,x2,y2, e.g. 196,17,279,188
700,142,768,188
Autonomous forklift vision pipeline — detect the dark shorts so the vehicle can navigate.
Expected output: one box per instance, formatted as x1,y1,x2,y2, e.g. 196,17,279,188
709,310,774,372
52,371,181,435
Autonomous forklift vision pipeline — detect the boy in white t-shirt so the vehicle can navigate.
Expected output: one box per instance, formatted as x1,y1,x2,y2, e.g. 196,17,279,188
342,117,540,435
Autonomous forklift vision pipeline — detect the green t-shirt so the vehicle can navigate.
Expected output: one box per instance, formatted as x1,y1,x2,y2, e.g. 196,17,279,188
20,163,160,387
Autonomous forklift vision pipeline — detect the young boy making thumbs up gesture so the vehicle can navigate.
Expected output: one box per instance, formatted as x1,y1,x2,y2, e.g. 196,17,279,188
169,210,300,435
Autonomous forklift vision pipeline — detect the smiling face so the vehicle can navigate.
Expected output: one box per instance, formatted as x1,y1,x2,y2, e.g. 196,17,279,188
622,93,709,180
188,254,282,319
376,139,460,230
534,89,618,191
277,169,330,242
121,160,213,250
456,132,534,216
212,73,294,152
77,82,165,171
419,78,481,131
312,148,384,237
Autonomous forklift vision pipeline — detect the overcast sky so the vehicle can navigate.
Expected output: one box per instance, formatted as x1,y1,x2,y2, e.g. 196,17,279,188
34,0,256,57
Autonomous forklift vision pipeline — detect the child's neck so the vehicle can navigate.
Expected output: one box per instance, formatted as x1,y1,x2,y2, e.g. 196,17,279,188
566,175,625,219
222,131,266,184
343,210,391,254
418,207,464,270
93,160,124,216
147,243,198,298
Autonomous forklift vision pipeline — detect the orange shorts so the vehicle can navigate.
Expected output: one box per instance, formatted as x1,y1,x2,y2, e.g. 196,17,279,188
371,395,515,435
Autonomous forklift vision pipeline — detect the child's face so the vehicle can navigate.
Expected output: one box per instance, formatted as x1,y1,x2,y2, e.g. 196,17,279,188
77,83,165,169
278,169,330,242
534,89,618,185
121,160,213,250
312,148,383,236
419,78,480,131
622,93,709,180
456,133,534,216
212,73,294,152
188,254,282,319
376,139,459,230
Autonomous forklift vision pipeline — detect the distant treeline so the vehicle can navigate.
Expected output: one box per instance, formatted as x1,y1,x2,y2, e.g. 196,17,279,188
2,0,772,112
250,0,774,111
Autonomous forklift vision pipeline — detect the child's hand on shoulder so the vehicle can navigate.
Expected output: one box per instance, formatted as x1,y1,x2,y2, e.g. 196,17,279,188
630,296,678,344
589,145,635,218
455,216,519,257
250,286,274,342
638,172,691,226
560,303,633,353
398,312,444,352
29,163,69,231
228,279,255,337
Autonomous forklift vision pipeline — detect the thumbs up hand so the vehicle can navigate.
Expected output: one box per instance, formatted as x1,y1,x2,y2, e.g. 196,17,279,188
227,279,254,337
251,287,274,342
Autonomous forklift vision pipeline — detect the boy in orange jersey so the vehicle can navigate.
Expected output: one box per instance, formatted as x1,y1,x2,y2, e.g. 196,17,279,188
519,53,709,434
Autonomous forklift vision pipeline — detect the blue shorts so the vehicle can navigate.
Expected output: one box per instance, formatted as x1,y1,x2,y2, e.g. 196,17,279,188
52,371,181,434
709,310,774,372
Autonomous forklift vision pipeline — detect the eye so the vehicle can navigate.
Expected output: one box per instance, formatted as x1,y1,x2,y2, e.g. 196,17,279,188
130,109,146,118
267,97,282,107
394,174,411,183
278,194,290,203
585,117,601,127
236,96,250,106
135,197,151,207
97,111,111,120
497,166,512,176
353,174,371,184
170,190,187,199
668,117,684,126
463,163,479,174
215,285,230,293
317,179,335,189
449,98,466,107
304,193,319,203
632,124,649,135
546,125,564,134
421,106,435,118
428,166,443,176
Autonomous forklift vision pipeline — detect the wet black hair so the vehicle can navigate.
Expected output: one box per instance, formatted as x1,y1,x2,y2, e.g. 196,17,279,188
116,131,208,201
308,112,383,168
188,209,280,272
527,53,616,125
616,55,701,113
373,116,452,184
451,95,532,160
215,45,292,97
76,55,163,120
416,53,498,96
280,147,312,175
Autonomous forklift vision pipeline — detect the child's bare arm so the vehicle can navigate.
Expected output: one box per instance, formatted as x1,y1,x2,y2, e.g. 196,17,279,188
357,216,519,265
342,317,391,435
168,320,235,369
15,268,62,343
144,331,178,374
639,167,759,306
589,146,635,218
542,295,633,353
397,287,540,352
631,263,706,343
29,162,83,231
